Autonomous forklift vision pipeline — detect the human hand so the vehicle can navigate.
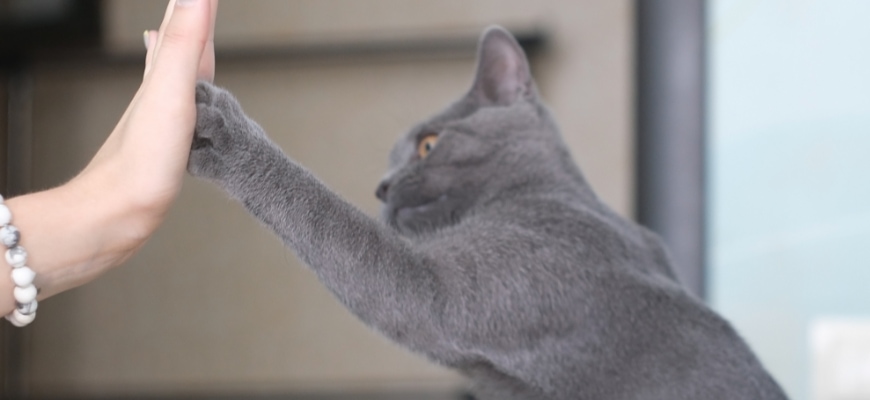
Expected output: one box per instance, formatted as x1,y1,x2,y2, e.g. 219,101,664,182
80,0,218,226
0,0,219,309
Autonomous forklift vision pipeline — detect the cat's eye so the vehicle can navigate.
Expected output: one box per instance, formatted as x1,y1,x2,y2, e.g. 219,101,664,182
417,134,439,159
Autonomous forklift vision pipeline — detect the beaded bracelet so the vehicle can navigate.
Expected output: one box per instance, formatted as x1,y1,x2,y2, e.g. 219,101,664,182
0,194,37,327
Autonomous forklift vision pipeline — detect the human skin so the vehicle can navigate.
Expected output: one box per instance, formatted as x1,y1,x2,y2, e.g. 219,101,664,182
0,0,218,316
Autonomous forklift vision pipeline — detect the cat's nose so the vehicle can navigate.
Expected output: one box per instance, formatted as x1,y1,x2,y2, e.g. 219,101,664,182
375,181,390,202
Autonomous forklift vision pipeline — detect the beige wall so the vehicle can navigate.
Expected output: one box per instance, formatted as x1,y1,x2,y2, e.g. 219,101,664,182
104,0,548,53
24,0,633,396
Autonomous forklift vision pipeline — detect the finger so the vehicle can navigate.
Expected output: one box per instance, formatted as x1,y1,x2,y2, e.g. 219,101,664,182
197,0,218,82
143,30,158,78
143,0,212,105
150,0,178,64
115,29,154,132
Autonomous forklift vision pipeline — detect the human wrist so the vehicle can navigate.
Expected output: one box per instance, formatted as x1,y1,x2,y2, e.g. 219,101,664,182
71,162,173,239
1,195,38,325
2,174,154,302
0,196,38,327
0,265,15,316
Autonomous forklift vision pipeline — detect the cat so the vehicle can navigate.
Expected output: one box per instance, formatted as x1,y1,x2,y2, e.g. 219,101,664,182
188,26,789,400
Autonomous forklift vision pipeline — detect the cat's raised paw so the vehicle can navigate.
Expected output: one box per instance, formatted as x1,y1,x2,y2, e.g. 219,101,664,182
188,81,251,182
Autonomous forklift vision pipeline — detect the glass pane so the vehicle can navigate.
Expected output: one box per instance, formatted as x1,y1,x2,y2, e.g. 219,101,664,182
708,1,870,400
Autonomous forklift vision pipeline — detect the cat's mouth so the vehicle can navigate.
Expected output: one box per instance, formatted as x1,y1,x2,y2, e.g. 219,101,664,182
395,194,449,221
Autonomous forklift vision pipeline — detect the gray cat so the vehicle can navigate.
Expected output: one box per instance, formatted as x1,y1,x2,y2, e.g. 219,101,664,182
188,27,788,400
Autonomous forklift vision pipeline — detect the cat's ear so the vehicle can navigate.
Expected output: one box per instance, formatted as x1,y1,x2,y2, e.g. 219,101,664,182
468,26,537,106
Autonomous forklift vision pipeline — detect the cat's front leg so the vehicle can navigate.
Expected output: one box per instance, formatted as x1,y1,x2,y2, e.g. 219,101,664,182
187,82,467,365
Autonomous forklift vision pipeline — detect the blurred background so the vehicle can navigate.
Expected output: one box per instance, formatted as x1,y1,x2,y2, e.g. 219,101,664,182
0,1,867,399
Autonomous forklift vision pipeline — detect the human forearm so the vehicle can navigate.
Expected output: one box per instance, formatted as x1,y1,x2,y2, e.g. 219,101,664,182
1,0,217,322
0,175,155,315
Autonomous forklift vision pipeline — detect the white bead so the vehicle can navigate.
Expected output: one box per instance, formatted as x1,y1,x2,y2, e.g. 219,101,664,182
5,313,26,327
5,315,22,327
5,246,27,268
0,225,19,247
0,205,10,226
11,266,35,287
17,300,37,315
13,284,36,304
8,309,35,326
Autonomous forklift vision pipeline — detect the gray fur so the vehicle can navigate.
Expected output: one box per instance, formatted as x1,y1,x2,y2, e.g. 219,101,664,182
188,26,788,400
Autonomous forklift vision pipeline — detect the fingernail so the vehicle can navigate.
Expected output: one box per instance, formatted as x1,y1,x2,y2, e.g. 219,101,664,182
176,0,199,7
143,30,149,49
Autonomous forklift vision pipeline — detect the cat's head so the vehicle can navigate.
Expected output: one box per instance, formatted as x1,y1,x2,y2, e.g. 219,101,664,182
377,26,580,234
